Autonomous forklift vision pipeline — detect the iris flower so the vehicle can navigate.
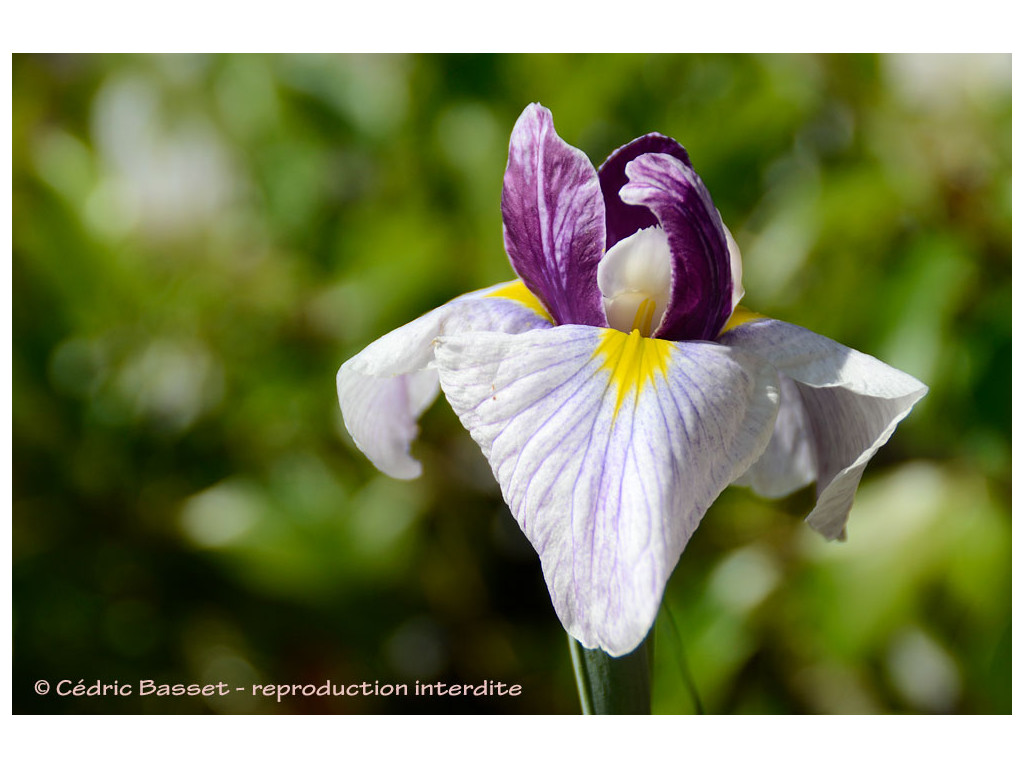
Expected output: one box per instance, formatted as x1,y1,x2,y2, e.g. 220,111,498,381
337,104,927,657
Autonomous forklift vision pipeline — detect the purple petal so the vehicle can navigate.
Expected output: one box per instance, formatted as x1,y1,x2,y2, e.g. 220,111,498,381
598,133,692,248
619,153,733,341
501,104,607,327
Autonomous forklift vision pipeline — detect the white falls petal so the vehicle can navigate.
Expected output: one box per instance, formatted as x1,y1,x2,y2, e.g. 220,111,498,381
434,325,779,655
733,375,816,498
721,319,927,539
336,281,552,479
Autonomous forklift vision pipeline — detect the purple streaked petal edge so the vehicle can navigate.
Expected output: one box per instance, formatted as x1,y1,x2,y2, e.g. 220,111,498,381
597,133,692,249
501,104,607,327
619,153,733,342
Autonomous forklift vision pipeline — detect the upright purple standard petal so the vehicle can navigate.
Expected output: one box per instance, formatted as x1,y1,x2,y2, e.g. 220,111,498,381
597,133,692,248
620,153,733,342
501,104,607,327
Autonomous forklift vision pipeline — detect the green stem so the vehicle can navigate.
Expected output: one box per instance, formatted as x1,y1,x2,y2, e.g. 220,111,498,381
662,601,705,714
568,633,652,714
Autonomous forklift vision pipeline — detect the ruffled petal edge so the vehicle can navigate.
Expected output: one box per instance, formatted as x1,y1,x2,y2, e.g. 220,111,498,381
721,318,927,539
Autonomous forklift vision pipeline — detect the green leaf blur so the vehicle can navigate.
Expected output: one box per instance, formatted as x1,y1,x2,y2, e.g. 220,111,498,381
13,53,1010,714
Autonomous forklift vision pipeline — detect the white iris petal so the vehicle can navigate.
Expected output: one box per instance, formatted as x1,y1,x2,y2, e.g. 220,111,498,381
336,282,553,479
723,223,745,310
434,325,780,655
722,319,928,540
597,226,673,336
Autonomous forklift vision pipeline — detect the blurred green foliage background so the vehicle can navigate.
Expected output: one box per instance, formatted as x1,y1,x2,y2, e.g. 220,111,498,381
12,53,1010,714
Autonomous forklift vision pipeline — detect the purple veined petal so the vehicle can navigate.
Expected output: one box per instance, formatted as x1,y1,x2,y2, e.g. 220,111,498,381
501,104,607,327
720,319,928,539
337,281,553,479
620,153,734,342
434,325,779,655
597,133,692,248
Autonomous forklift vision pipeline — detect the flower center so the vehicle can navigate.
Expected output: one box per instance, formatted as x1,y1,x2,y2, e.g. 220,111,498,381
597,226,672,337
